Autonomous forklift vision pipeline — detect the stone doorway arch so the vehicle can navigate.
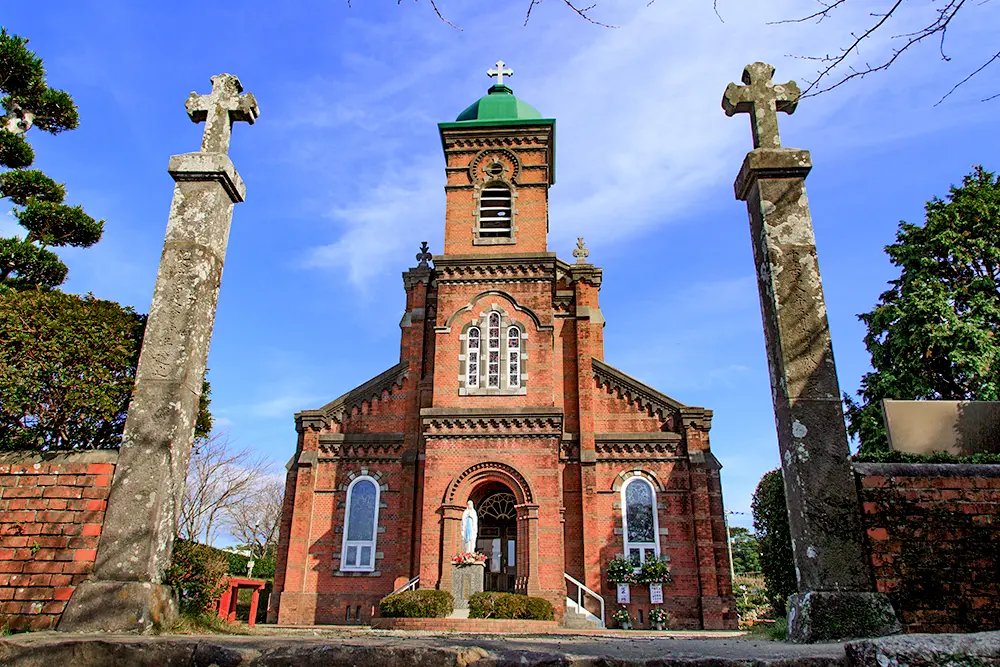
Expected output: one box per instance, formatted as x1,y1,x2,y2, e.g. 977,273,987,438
439,462,540,597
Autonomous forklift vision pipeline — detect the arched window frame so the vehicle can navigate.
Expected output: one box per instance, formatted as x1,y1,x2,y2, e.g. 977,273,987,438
506,326,521,389
340,476,381,572
620,476,660,566
487,312,501,388
459,308,527,396
474,181,516,245
466,326,480,388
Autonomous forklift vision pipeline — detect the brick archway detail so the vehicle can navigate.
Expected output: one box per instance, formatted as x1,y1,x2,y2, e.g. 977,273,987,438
446,462,534,505
611,468,665,492
444,290,543,331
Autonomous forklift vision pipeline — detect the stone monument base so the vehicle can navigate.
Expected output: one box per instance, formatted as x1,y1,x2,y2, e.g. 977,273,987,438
787,591,900,643
58,580,178,633
451,563,485,610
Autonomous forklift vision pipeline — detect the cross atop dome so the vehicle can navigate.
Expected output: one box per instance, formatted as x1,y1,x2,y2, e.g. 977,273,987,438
487,60,514,87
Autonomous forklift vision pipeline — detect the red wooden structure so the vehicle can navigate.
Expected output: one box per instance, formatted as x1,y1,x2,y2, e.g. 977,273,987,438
215,577,266,627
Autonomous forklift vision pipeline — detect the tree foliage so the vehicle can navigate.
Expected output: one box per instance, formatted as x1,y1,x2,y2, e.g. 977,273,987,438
0,289,144,450
0,28,102,291
845,166,1000,453
751,469,796,615
164,538,230,614
729,526,762,575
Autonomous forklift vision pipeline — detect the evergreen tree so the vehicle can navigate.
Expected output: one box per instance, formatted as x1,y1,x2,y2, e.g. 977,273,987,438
845,166,1000,453
0,28,102,291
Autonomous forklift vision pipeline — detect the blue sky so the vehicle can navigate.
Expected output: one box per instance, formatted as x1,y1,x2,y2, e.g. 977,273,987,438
4,1,999,537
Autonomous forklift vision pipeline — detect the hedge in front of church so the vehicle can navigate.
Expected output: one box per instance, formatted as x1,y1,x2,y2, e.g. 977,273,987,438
467,592,555,621
379,590,454,618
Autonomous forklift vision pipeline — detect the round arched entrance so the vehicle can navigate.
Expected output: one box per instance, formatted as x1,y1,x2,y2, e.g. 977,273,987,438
470,483,518,592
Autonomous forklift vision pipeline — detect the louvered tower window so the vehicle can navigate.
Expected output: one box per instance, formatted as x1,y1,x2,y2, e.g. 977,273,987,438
479,184,512,238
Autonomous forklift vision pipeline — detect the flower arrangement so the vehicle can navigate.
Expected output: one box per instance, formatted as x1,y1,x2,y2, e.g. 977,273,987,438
611,606,633,629
638,556,672,584
606,556,639,584
647,607,672,628
451,551,487,567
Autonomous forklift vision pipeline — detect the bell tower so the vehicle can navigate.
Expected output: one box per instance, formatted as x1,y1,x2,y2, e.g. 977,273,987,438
438,61,555,255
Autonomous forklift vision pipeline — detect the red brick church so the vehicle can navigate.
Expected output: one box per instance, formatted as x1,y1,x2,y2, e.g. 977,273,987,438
269,65,736,630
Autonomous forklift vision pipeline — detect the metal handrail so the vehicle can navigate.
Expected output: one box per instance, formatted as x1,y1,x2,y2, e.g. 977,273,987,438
564,573,604,627
390,576,419,596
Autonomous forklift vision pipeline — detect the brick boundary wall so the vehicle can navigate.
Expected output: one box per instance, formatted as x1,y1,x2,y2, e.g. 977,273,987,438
0,450,117,631
854,462,1000,634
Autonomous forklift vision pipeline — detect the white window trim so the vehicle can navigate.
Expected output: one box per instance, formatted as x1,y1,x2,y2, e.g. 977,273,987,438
507,326,521,389
467,326,480,388
620,476,660,565
487,312,501,388
340,476,381,572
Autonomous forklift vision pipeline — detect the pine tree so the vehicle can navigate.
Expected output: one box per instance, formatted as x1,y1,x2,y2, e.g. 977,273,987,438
0,28,102,290
845,166,1000,453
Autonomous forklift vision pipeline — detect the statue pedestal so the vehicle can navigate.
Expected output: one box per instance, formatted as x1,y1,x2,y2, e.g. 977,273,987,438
451,563,485,609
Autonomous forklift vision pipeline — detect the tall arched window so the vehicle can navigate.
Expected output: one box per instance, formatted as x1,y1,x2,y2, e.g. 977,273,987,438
507,326,521,388
487,312,501,388
341,476,380,572
621,477,659,565
479,184,512,238
467,327,480,388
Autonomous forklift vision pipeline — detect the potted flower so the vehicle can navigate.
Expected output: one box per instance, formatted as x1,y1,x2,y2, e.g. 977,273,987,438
612,606,633,630
451,552,487,567
647,607,672,631
637,556,672,585
606,556,638,585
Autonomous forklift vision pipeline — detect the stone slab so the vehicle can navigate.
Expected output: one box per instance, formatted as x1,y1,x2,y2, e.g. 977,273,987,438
882,399,1000,456
56,580,177,633
788,592,900,644
451,563,484,609
847,630,1000,666
0,631,850,666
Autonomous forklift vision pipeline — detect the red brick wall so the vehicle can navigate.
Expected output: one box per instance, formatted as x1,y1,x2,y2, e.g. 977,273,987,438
0,450,116,631
855,462,1000,634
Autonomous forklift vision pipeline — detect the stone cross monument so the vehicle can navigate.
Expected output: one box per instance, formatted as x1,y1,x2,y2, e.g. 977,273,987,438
60,74,258,633
722,63,898,642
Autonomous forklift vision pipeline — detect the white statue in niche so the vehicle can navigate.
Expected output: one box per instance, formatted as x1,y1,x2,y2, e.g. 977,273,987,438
461,500,479,553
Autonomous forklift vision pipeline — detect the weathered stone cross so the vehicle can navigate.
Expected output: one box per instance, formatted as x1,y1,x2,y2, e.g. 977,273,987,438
487,60,514,86
572,237,589,264
722,62,800,149
416,241,432,267
185,73,259,154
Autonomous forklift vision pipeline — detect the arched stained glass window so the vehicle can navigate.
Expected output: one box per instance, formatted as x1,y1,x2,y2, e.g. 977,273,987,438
621,477,659,565
467,327,480,388
507,327,521,388
341,476,380,572
487,312,501,388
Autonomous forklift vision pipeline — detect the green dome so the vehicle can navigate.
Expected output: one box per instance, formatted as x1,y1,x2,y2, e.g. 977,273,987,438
455,84,543,122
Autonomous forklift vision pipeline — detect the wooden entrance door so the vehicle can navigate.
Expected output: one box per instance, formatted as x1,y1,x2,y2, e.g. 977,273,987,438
474,492,517,592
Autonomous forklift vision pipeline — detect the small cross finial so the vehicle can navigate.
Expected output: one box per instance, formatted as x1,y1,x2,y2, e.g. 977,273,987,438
185,73,259,154
722,62,800,149
573,237,589,264
487,60,514,87
416,241,432,267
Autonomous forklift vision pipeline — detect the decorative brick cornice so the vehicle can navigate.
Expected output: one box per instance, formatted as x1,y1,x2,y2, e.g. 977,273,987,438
421,407,562,439
318,433,405,460
433,253,557,286
595,432,684,461
680,406,714,432
402,266,433,291
298,362,409,427
592,358,685,421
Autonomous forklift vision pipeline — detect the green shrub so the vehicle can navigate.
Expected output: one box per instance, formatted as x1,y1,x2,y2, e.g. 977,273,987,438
467,592,555,620
164,539,229,614
379,590,454,618
751,469,796,616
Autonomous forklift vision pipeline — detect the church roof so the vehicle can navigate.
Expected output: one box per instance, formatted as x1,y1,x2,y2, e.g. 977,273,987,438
451,84,547,124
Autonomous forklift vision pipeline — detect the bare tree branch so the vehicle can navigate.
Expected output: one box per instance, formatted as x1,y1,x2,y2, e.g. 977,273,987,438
775,0,990,101
228,479,285,558
935,49,1000,105
177,434,274,546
